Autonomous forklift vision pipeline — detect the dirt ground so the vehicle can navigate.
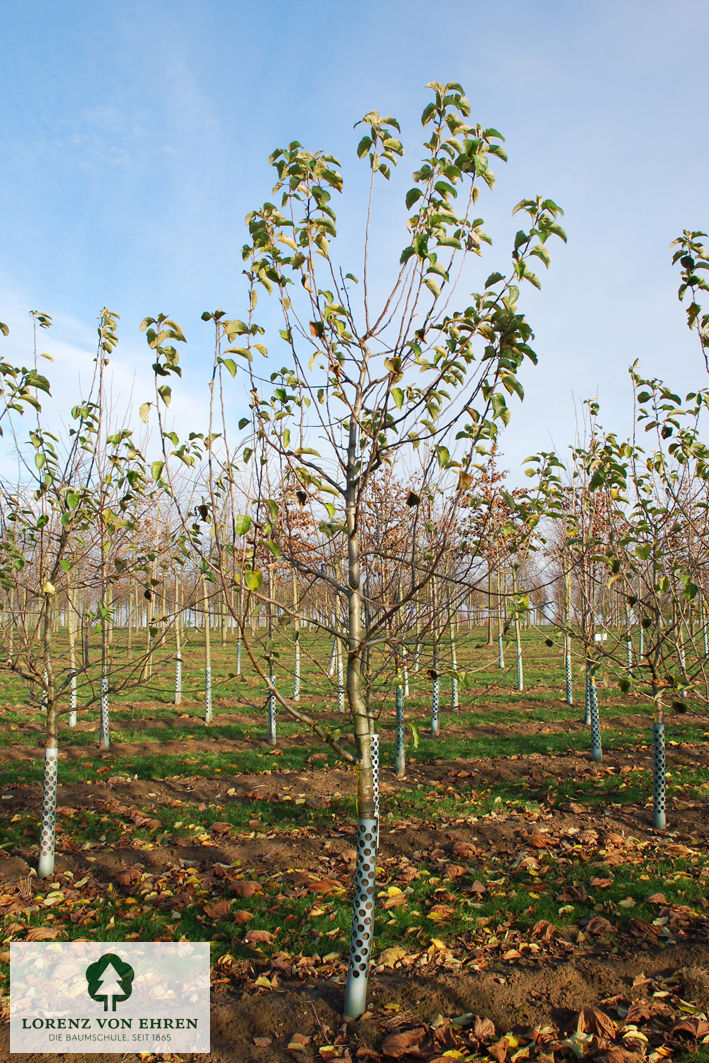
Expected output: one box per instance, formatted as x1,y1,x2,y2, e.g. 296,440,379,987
1,707,708,1061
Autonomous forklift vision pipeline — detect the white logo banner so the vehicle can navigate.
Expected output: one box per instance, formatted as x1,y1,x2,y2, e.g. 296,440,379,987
11,941,210,1053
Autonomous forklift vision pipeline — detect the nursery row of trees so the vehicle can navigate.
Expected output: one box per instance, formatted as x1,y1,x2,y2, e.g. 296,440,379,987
1,81,707,1019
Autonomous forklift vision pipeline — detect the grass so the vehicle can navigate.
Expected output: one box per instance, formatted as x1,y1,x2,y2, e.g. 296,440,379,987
0,624,707,1054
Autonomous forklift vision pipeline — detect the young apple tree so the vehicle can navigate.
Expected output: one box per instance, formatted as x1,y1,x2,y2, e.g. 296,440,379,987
152,81,566,1019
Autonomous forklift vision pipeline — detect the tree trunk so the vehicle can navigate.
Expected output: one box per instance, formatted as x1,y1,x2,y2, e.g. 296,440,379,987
395,680,406,779
652,683,666,829
202,575,212,724
67,582,77,727
343,425,378,1022
39,593,59,877
99,558,110,751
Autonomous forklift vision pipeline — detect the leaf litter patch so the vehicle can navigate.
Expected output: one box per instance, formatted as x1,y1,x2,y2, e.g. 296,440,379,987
1,745,708,1061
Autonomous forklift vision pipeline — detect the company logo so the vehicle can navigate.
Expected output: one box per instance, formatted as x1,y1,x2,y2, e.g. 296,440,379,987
85,953,135,1012
12,941,209,1053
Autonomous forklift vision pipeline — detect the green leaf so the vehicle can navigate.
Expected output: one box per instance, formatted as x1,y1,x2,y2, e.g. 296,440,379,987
356,136,372,159
522,267,541,290
235,514,252,536
406,187,423,210
245,570,263,592
421,102,436,126
220,357,237,377
151,460,165,481
139,402,151,423
158,385,172,406
435,445,450,468
223,346,252,362
485,271,504,288
491,393,509,424
391,387,404,410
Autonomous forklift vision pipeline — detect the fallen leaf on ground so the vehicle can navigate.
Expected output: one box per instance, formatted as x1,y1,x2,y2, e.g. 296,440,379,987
232,880,261,898
577,1006,617,1039
245,929,274,946
381,1027,427,1058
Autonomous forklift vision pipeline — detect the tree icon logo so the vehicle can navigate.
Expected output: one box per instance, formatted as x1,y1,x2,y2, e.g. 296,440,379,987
85,953,135,1011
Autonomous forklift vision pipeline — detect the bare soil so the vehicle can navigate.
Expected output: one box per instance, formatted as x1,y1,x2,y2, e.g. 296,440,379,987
1,707,708,1062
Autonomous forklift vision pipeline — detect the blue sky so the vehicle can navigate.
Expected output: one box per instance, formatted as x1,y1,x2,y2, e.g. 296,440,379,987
1,0,707,475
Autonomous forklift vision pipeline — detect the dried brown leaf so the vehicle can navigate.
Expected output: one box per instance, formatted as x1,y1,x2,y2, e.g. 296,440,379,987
473,1015,496,1043
233,909,254,924
245,929,275,946
232,880,261,898
203,899,230,920
577,1006,617,1040
25,926,62,941
381,1027,427,1058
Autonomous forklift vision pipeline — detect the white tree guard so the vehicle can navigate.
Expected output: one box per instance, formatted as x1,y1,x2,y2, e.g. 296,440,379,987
343,816,378,1021
68,674,77,728
175,655,182,706
431,675,440,736
293,640,301,701
589,680,602,762
336,640,344,714
267,683,277,745
653,723,666,830
204,667,212,724
99,676,110,750
38,745,58,878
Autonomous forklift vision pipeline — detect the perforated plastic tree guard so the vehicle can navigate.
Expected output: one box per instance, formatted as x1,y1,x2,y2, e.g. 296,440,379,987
38,745,58,878
204,667,212,724
99,676,110,750
589,680,602,762
431,675,440,736
69,674,77,727
451,673,459,709
653,723,666,829
584,664,591,726
371,734,380,822
175,655,182,705
497,633,504,669
236,637,242,676
564,647,573,705
343,816,378,1021
267,688,277,745
293,641,301,700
